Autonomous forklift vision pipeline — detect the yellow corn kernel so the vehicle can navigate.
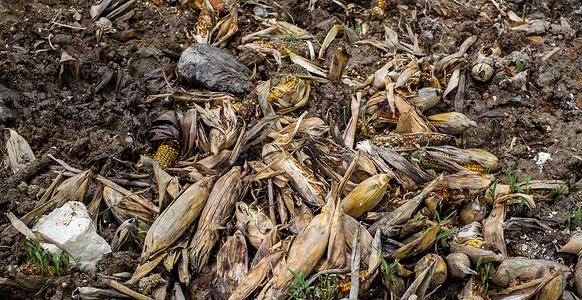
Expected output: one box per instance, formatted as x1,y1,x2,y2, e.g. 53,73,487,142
459,163,487,173
462,239,484,249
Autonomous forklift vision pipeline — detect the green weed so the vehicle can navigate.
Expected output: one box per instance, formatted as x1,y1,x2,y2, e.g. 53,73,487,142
411,140,429,164
288,269,341,300
550,180,568,199
137,218,152,234
504,264,532,280
488,181,498,202
374,246,398,287
288,269,314,299
281,11,295,24
474,257,492,293
437,43,449,53
516,58,522,73
505,171,522,193
567,201,582,230
25,236,71,276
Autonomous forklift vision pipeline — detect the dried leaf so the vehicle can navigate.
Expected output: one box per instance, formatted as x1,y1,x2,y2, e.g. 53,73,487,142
5,129,35,174
319,25,341,59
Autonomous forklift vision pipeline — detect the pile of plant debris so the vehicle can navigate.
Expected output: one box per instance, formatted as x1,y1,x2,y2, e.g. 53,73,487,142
1,0,582,299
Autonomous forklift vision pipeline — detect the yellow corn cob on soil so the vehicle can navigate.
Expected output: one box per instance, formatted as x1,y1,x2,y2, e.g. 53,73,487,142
150,139,180,168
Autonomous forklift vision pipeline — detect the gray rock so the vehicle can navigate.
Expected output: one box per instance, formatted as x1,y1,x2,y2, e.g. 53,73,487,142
177,43,253,94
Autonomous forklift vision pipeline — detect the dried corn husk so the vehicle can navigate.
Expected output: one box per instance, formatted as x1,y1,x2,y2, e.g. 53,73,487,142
536,268,567,300
575,259,582,296
328,45,350,82
208,8,238,48
262,143,325,206
5,129,35,174
142,177,213,260
195,101,239,156
251,225,280,268
459,195,486,225
559,232,582,255
458,277,485,300
414,253,447,289
74,287,131,299
289,201,315,234
189,167,242,273
235,202,274,249
289,52,327,78
389,224,440,260
483,201,508,258
401,258,437,300
97,176,159,214
445,252,476,279
327,198,347,269
103,186,156,225
319,25,341,59
262,199,335,299
449,239,502,264
270,77,311,115
228,250,284,300
491,258,570,287
435,170,494,192
342,213,374,267
215,230,248,299
368,143,434,184
409,88,442,111
489,271,565,300
427,112,477,135
368,174,442,234
317,141,378,183
341,174,390,218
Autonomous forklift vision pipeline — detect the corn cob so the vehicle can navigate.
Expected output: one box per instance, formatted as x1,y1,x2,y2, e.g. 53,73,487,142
420,146,499,173
425,153,489,173
462,239,485,248
268,76,300,102
414,254,447,289
262,199,335,299
389,224,440,260
216,230,249,299
150,139,180,168
341,174,390,218
195,9,213,41
445,253,476,279
262,143,325,206
141,177,213,260
189,167,243,273
371,132,454,152
338,270,369,293
427,112,477,135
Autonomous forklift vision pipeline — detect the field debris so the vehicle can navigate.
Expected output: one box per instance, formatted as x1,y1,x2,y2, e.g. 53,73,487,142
1,0,581,299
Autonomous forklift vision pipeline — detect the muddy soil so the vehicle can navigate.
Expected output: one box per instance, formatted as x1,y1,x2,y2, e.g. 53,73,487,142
1,0,582,299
